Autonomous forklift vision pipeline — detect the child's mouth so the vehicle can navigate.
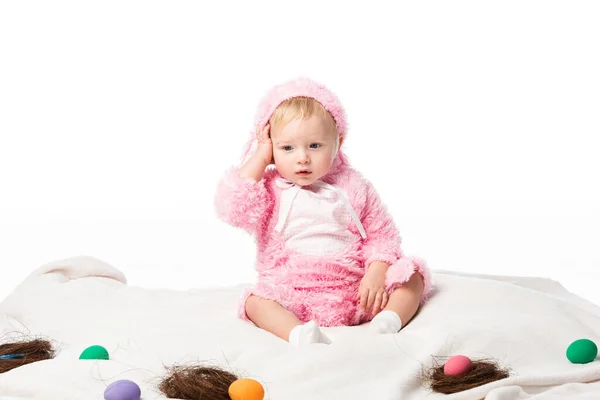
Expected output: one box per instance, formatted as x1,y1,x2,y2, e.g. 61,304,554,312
296,171,312,176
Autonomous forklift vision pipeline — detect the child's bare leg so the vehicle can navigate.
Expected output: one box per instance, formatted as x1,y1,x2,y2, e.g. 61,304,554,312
370,272,424,333
245,295,301,340
245,295,331,346
384,272,424,324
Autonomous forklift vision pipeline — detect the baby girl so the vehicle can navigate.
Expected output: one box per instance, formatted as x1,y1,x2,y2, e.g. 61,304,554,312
215,77,432,347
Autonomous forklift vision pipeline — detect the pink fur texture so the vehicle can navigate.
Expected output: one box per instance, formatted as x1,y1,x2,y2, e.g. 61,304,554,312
254,76,348,137
215,77,433,327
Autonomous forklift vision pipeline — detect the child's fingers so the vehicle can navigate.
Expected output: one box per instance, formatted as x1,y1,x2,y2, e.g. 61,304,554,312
260,124,270,141
359,288,369,310
256,124,268,142
372,292,383,314
381,292,389,310
366,290,376,311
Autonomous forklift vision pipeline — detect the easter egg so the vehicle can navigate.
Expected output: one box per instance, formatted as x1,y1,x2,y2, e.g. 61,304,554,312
79,345,109,360
228,378,265,400
443,355,473,376
566,339,598,364
104,379,141,400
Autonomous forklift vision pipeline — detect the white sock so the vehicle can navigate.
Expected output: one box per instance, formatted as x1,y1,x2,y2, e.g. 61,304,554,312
288,321,331,347
370,311,403,334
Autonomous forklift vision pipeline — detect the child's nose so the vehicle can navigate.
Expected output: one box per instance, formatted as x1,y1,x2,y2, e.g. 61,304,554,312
297,151,310,164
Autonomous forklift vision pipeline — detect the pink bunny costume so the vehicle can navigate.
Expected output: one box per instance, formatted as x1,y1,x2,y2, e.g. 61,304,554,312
215,77,433,327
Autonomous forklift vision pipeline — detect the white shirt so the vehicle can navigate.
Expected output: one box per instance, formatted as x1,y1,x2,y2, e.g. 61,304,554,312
274,178,367,257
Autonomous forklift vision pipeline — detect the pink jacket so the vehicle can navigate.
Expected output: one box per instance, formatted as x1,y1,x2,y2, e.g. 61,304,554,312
214,78,433,299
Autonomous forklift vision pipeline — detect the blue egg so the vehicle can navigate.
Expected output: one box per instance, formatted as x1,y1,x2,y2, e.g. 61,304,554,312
104,379,141,400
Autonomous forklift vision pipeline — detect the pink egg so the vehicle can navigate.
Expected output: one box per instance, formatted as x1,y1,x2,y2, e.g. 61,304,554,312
443,355,473,376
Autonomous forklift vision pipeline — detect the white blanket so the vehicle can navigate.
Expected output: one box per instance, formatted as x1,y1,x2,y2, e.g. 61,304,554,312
1,256,600,400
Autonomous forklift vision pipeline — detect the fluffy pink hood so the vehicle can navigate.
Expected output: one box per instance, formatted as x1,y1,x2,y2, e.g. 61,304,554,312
240,77,351,174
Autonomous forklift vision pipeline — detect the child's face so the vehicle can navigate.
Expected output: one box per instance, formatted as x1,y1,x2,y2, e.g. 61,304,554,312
270,115,342,186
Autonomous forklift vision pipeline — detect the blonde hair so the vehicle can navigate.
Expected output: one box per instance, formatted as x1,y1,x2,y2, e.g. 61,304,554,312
269,97,337,134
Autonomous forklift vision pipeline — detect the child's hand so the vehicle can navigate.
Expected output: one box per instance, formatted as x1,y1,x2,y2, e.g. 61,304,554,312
357,268,389,315
255,123,273,165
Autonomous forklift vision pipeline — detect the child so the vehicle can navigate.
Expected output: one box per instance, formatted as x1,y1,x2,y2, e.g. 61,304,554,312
215,77,433,347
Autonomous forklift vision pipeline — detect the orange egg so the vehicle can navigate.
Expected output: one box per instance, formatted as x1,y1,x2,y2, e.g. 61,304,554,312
228,378,265,400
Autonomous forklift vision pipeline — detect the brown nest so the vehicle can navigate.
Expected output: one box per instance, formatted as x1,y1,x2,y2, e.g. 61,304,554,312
0,338,55,373
422,357,510,394
159,364,239,400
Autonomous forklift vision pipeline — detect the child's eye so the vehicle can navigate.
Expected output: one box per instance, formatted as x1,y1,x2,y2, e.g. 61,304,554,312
309,143,321,149
282,145,293,151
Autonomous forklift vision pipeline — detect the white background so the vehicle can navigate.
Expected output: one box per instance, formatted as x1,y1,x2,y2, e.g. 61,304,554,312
1,1,599,305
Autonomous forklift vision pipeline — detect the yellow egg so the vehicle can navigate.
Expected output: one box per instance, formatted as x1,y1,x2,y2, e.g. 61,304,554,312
228,378,264,400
